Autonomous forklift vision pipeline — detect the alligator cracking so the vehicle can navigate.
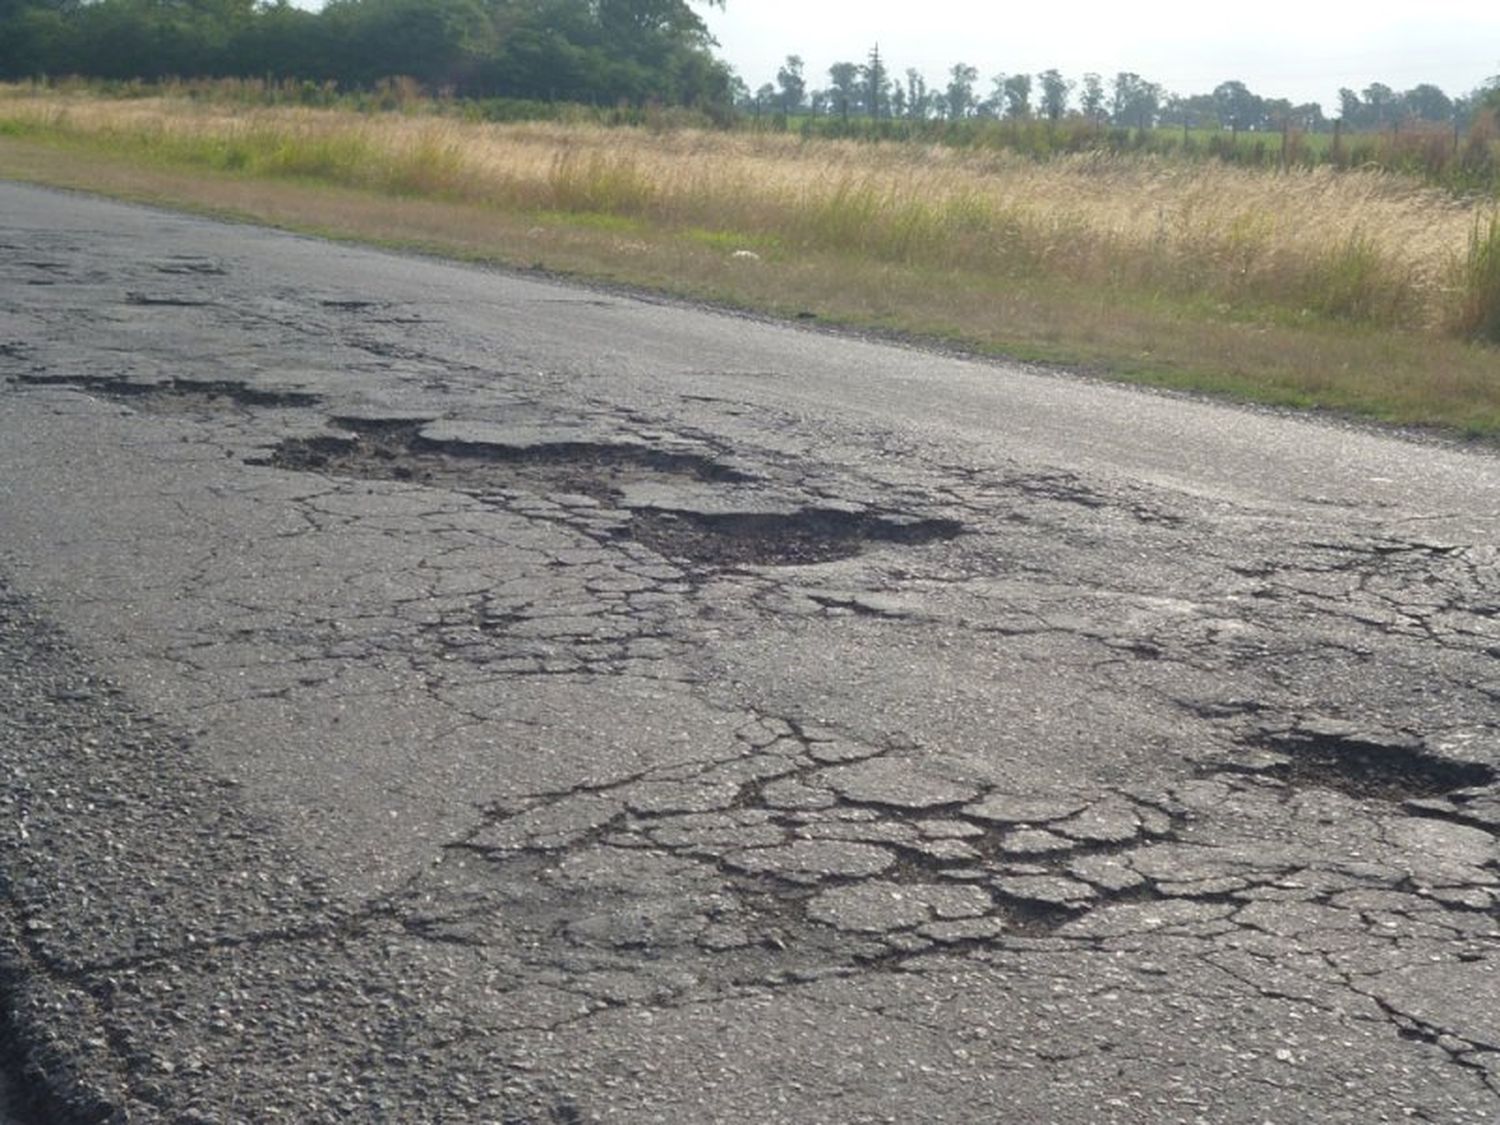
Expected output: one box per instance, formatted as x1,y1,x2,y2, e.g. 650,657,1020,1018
6,328,1500,1120
418,712,1500,993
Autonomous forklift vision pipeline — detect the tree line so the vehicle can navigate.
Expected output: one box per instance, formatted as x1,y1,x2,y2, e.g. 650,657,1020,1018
1,0,1495,137
0,0,731,108
739,48,1500,134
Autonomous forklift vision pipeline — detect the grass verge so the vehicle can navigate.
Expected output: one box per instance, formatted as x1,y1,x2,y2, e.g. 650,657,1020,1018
2,123,1498,438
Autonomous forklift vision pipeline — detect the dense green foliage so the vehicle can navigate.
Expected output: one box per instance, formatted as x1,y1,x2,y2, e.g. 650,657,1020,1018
0,0,731,107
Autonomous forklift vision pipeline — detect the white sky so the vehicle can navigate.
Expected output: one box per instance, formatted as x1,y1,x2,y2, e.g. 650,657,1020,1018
701,0,1500,112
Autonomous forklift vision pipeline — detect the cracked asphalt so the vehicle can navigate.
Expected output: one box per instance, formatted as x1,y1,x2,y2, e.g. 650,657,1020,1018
1,180,1499,1123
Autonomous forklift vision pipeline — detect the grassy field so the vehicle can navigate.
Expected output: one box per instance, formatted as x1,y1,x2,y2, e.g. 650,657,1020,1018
2,84,1498,436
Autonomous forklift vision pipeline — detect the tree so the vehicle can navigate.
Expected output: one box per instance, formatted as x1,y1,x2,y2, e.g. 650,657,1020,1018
0,0,733,106
1002,72,1031,119
1038,68,1072,122
1337,87,1364,127
1161,91,1214,129
1111,71,1159,129
596,0,719,59
231,0,324,80
1362,82,1396,126
946,62,977,119
728,74,751,110
1403,83,1452,122
1212,80,1263,134
982,72,1006,118
775,54,805,114
1262,97,1293,130
753,81,776,117
1289,102,1326,131
827,60,860,121
862,43,888,118
1079,72,1106,123
324,0,493,91
904,67,929,119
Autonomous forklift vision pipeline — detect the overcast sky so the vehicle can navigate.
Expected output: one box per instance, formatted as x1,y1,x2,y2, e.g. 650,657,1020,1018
702,0,1500,112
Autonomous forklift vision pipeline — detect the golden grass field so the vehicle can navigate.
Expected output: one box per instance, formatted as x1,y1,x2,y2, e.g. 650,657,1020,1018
2,86,1498,434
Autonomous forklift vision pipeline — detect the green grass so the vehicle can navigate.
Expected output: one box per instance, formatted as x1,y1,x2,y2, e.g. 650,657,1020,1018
535,210,647,233
683,227,781,252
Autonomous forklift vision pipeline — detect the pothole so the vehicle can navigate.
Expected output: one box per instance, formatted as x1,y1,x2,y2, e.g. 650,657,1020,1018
264,419,748,502
261,419,964,568
17,375,320,412
628,509,962,568
1232,727,1494,802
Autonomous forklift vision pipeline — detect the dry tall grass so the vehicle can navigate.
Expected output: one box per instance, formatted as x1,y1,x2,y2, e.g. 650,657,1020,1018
3,90,1493,339
3,86,1498,433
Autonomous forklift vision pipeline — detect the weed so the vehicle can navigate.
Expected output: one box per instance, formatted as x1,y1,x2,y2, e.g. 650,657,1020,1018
1306,230,1408,324
1453,210,1500,343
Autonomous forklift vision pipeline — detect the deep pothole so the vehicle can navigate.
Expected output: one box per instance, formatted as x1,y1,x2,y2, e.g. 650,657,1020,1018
261,419,964,568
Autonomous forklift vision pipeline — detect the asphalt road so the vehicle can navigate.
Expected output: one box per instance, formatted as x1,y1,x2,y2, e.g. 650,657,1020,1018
1,180,1498,1124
